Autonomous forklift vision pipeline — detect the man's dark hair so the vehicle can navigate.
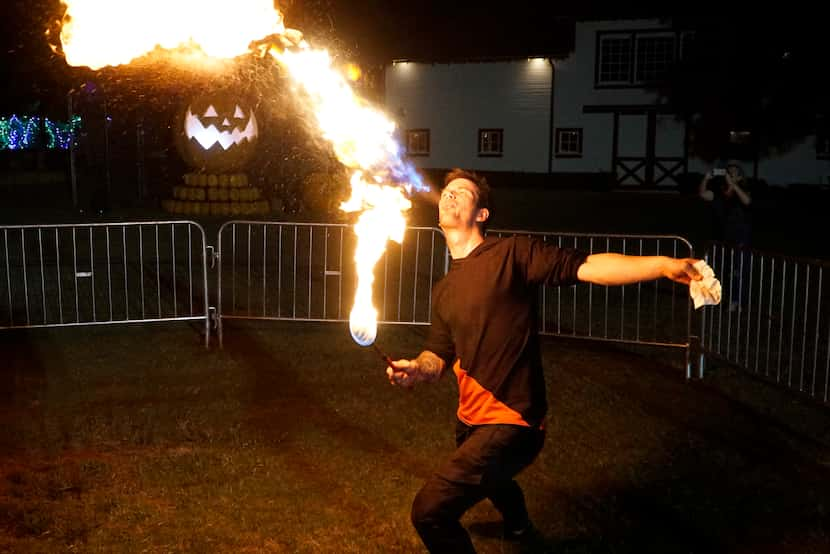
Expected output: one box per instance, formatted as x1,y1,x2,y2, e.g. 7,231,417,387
443,168,491,212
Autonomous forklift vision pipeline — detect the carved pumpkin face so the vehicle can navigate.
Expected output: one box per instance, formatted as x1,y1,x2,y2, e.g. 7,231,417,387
176,93,259,173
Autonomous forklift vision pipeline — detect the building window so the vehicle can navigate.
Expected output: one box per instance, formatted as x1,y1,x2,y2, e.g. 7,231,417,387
679,31,696,60
597,30,683,87
406,129,430,156
555,128,583,157
478,129,503,157
635,34,675,83
598,34,633,84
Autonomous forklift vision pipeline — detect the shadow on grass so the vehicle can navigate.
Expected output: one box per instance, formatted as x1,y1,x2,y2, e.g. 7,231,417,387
0,322,827,552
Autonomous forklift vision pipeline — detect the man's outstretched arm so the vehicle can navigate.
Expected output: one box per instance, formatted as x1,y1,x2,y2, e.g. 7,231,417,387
577,254,702,286
386,350,446,388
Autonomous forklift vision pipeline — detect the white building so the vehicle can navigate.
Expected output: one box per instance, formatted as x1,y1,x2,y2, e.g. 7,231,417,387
384,18,830,188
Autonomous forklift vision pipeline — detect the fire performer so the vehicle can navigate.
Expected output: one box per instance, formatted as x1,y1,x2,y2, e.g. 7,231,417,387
387,168,704,553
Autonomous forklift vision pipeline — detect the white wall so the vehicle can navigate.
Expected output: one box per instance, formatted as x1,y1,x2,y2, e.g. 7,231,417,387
385,59,552,172
759,138,830,186
384,19,830,186
558,19,830,186
553,20,678,175
684,137,830,187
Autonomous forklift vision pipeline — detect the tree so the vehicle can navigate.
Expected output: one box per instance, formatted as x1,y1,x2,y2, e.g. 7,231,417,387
658,16,828,163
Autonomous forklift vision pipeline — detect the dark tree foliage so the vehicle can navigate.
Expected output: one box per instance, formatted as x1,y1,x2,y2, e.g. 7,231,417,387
658,16,828,162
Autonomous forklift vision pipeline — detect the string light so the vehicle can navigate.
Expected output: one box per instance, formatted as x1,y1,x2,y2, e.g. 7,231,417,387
45,116,82,149
0,115,82,150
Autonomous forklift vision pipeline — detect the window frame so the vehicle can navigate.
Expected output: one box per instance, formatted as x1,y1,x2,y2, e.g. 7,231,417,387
555,127,583,158
595,29,687,89
405,128,430,157
477,128,504,158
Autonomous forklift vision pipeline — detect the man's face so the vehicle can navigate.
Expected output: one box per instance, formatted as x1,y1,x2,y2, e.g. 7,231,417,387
438,178,485,231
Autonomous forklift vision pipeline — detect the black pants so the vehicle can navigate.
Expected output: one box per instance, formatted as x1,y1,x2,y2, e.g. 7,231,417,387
410,420,545,553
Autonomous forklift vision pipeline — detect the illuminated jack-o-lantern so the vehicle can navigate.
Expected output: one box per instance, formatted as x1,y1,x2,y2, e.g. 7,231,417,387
176,93,259,173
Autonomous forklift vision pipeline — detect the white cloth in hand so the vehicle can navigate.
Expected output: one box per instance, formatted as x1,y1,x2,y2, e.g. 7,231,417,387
689,260,721,309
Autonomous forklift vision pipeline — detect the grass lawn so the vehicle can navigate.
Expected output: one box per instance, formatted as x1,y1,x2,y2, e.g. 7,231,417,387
0,320,828,553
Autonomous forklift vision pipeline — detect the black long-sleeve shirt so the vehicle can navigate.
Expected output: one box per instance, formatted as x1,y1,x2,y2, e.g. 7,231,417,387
425,236,588,428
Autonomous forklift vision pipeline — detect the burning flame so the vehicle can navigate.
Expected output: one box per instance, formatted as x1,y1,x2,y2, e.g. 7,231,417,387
58,0,428,347
59,0,285,69
339,172,412,345
268,45,426,346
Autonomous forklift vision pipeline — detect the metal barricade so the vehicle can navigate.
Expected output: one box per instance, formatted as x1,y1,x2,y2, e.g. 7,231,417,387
1,220,700,371
216,223,695,373
215,221,447,346
700,242,830,404
7,218,828,406
0,221,211,347
491,230,696,375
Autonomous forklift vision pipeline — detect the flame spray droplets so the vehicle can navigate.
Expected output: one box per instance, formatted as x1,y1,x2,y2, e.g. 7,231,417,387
58,0,428,347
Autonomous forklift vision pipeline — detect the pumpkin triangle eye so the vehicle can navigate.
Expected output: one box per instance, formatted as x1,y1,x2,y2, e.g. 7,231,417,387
234,105,245,119
203,105,218,117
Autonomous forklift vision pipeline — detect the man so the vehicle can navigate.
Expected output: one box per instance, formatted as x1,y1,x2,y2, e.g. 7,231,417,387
699,163,752,311
387,168,702,553
698,163,752,248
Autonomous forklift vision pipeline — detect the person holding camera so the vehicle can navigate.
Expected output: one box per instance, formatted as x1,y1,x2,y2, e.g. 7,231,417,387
698,163,752,247
699,163,753,311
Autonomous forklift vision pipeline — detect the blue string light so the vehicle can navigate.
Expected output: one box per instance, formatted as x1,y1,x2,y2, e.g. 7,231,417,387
0,115,82,151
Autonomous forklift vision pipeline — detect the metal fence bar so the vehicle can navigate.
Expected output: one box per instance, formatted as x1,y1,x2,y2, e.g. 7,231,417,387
744,252,753,369
699,241,830,406
292,225,297,319
637,239,643,342
826,319,830,403
322,228,327,318
413,231,420,322
557,236,562,335
154,225,161,319
0,221,210,346
307,226,313,318
397,231,404,321
778,261,787,383
338,227,343,319
488,229,695,367
248,224,253,316
800,266,810,392
262,225,268,316
56,228,64,324
215,222,448,347
120,227,128,321
187,225,193,316
106,228,114,320
812,268,823,398
621,238,626,341
22,229,30,325
73,227,80,322
38,229,45,322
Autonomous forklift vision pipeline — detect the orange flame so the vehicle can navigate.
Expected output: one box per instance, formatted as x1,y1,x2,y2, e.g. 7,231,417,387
59,0,285,69
268,45,426,346
58,0,427,348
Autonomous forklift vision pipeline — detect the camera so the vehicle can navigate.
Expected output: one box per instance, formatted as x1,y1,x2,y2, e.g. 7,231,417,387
711,168,726,177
